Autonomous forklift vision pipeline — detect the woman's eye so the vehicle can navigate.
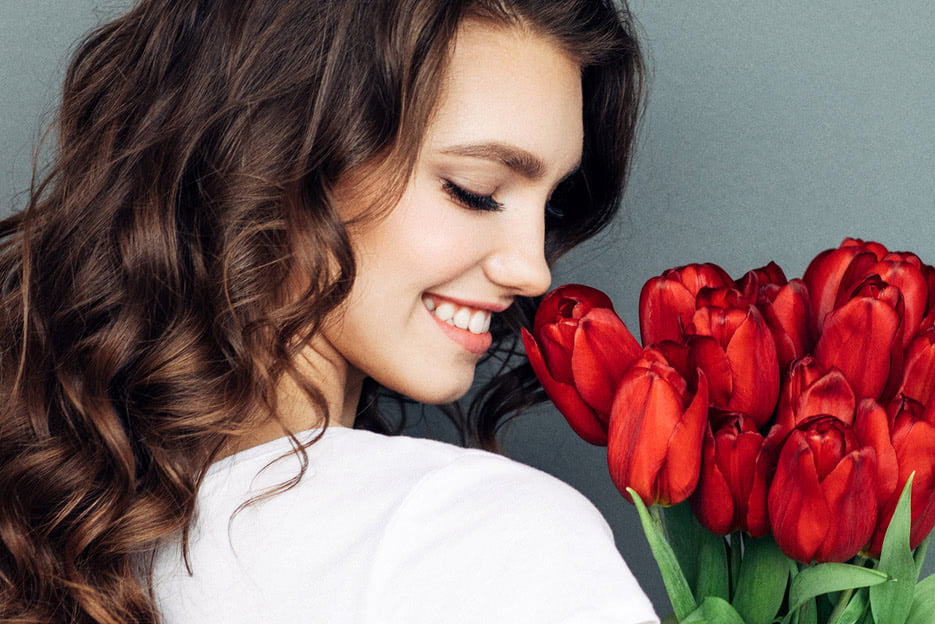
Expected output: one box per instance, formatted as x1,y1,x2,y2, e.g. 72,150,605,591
442,180,504,212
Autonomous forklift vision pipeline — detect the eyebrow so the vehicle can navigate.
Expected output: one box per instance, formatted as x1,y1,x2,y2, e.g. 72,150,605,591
439,141,580,182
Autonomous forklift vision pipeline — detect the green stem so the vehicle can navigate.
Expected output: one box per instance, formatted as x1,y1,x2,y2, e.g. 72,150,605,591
827,587,854,624
651,504,666,539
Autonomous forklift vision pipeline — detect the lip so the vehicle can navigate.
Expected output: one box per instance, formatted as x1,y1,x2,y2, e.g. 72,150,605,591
423,292,512,313
427,309,494,355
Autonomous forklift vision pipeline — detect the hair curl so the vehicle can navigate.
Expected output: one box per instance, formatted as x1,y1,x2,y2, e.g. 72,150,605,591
0,0,644,621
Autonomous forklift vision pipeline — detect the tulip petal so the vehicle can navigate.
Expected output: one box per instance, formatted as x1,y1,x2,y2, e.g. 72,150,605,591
899,329,935,405
690,336,732,408
853,399,897,505
608,365,686,504
571,308,641,415
639,277,696,345
815,296,900,400
724,307,779,425
769,431,831,563
692,424,736,535
523,328,607,445
794,369,857,427
659,370,708,505
893,421,935,549
816,449,877,562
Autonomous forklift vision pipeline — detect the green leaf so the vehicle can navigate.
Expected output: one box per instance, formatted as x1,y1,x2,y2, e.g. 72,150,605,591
730,534,788,624
729,532,743,593
912,533,930,580
682,596,746,624
829,587,869,624
871,475,918,624
628,489,697,620
906,574,935,624
694,529,729,602
799,597,819,624
664,501,703,591
788,563,889,613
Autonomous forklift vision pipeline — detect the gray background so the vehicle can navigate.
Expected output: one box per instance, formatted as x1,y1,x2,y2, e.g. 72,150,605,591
3,0,934,616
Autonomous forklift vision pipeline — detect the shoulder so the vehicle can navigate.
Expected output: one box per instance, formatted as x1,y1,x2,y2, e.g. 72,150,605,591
359,436,659,624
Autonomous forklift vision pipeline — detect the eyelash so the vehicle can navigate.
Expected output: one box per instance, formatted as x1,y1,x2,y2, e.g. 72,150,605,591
442,180,504,212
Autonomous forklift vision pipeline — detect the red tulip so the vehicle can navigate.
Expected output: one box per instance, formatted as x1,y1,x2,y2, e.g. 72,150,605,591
919,264,935,330
775,359,856,432
814,275,901,400
686,294,779,426
692,413,771,537
804,238,887,331
735,261,788,303
898,326,935,405
608,347,709,506
523,284,641,445
749,276,813,370
768,399,892,563
858,252,927,349
639,263,733,345
868,396,935,556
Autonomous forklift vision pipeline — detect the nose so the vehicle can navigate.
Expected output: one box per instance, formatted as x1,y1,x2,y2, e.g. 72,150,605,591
482,208,552,297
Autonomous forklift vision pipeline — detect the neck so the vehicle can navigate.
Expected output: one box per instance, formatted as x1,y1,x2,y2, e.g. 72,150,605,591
219,339,363,459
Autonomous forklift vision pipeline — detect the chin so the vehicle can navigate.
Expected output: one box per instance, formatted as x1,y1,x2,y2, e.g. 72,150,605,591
399,371,475,405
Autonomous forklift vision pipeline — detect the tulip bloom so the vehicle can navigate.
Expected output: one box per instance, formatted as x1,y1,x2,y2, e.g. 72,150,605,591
898,326,935,405
639,263,733,345
868,397,935,556
607,347,708,506
692,413,770,537
523,285,641,445
803,238,887,331
814,276,901,401
686,295,779,426
861,252,927,348
768,399,895,563
735,266,813,371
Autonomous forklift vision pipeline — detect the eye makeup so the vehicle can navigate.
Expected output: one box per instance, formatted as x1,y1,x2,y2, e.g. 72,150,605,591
442,180,504,212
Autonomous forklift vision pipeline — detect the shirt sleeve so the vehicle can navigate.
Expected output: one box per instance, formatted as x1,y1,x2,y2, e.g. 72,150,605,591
362,452,660,624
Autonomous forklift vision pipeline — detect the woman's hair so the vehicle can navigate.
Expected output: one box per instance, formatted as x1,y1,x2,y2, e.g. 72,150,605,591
0,0,644,621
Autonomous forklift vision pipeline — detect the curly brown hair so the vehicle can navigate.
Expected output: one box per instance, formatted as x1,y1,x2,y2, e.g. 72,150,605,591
0,0,644,621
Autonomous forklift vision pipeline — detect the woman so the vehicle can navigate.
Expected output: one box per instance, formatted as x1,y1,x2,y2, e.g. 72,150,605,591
0,1,655,622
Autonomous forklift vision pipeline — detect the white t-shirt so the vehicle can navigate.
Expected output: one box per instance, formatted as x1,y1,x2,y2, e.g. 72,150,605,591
152,427,659,623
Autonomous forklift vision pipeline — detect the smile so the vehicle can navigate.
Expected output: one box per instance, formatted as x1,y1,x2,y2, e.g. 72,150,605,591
422,296,492,334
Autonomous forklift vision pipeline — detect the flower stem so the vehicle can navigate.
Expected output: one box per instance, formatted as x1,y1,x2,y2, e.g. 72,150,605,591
650,504,666,538
827,587,854,624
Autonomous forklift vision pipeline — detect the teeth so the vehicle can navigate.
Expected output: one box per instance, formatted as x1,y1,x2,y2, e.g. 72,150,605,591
423,296,492,334
468,309,488,334
435,301,456,321
453,307,472,330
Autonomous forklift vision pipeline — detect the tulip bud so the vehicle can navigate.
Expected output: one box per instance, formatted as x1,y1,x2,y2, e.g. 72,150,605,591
803,238,887,331
899,326,935,405
735,261,788,305
523,285,641,445
638,263,733,345
686,296,779,426
868,396,935,556
608,347,708,506
775,360,856,432
768,403,888,563
691,413,771,537
862,252,927,349
919,264,935,331
758,279,813,370
814,275,901,400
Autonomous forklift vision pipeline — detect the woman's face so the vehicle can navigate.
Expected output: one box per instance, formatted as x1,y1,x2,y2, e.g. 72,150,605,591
325,21,584,406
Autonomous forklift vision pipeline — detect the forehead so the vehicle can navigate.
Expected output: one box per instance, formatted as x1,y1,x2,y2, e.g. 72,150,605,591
423,21,584,176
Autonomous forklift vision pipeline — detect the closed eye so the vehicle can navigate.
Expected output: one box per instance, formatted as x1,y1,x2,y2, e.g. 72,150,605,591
442,180,504,212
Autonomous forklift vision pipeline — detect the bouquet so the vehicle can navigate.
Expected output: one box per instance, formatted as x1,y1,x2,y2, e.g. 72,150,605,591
522,238,935,624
